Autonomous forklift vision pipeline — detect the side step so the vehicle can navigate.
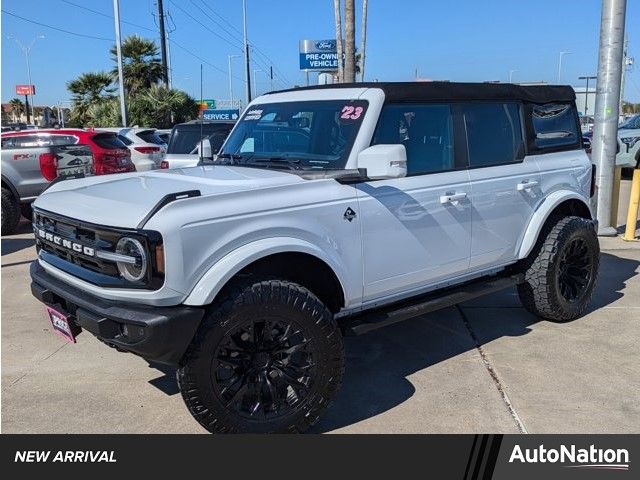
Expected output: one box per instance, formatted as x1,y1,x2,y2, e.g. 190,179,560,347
342,273,524,336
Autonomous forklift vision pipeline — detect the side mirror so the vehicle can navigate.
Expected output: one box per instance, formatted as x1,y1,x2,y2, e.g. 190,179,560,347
199,138,213,158
357,144,407,180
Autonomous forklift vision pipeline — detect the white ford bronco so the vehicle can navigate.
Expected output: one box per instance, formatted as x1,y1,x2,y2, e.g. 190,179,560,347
30,82,599,433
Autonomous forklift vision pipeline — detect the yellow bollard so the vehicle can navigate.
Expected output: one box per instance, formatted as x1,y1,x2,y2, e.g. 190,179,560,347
622,169,640,242
611,166,622,228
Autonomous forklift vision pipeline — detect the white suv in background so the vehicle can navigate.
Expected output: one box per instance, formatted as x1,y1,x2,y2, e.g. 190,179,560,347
99,127,166,171
617,114,640,169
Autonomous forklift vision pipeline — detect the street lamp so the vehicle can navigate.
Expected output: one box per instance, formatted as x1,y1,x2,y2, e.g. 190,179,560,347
8,34,45,124
253,68,264,98
509,69,517,83
578,75,597,117
228,54,241,107
557,51,572,84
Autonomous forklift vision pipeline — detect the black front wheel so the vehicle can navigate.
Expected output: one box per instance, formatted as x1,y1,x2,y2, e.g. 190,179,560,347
518,216,600,322
177,279,344,433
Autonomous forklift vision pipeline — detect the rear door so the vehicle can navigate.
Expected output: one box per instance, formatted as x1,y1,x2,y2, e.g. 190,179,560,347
462,102,540,270
358,103,472,303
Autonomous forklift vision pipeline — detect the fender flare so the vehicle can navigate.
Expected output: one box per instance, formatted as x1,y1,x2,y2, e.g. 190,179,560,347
517,190,592,260
183,237,350,307
1,174,19,201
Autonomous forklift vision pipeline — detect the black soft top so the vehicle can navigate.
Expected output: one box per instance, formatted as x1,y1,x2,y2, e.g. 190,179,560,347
270,82,575,104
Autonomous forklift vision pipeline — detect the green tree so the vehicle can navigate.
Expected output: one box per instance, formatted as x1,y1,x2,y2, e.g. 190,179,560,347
67,72,115,126
111,35,163,95
9,98,24,121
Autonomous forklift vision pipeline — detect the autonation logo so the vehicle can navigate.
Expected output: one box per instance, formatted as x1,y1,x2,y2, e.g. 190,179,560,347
509,444,630,471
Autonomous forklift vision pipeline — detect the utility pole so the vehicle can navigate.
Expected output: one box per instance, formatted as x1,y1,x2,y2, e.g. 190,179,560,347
557,51,572,83
112,0,128,126
157,0,169,86
242,0,252,105
359,0,368,82
578,75,597,116
334,0,343,82
592,0,627,236
269,66,274,91
343,0,356,82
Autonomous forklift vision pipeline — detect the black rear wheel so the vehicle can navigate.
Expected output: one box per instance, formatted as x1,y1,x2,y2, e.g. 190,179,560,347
177,279,344,433
517,216,599,322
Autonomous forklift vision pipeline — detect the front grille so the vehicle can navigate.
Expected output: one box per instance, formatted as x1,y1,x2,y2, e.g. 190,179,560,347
34,210,119,277
33,208,164,290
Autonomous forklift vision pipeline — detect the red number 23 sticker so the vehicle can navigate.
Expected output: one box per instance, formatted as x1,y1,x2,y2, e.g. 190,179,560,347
340,105,364,120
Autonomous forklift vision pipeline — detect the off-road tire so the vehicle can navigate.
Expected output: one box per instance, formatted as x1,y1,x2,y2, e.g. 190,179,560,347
177,279,345,434
1,187,21,236
517,216,599,322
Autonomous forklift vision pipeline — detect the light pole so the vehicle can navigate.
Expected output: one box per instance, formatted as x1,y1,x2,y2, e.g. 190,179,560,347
253,69,263,98
509,69,517,83
8,34,45,124
557,51,572,84
112,0,128,126
228,54,241,107
578,75,597,116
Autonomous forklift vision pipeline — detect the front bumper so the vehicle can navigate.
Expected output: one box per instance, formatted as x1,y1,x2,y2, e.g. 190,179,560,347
30,261,205,365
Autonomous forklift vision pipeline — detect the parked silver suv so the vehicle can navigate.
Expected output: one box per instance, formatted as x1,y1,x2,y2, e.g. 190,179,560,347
29,82,599,433
1,132,93,234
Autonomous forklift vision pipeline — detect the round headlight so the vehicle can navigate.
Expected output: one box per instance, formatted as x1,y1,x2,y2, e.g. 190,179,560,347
116,237,147,282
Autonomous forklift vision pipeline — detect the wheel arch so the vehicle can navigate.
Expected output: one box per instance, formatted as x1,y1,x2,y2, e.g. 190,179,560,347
183,237,349,313
1,174,19,201
518,191,593,260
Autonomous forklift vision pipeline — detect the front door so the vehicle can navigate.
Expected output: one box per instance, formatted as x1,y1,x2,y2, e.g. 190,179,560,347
357,103,472,303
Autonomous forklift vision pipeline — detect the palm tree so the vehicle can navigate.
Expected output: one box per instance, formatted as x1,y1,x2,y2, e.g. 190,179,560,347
333,0,344,83
67,72,115,125
343,0,356,82
110,35,163,94
9,98,24,122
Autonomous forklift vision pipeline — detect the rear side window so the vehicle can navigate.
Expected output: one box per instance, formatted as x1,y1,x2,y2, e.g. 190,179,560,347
462,103,524,168
11,135,47,148
531,103,579,149
92,133,127,149
136,130,165,145
117,134,133,146
373,104,454,175
50,135,79,146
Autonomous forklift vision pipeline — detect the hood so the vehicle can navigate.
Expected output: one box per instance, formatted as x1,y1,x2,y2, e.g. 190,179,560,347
34,166,305,228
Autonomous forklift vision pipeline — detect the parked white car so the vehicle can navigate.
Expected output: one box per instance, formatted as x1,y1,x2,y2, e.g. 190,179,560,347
31,82,598,434
160,120,235,170
98,127,166,171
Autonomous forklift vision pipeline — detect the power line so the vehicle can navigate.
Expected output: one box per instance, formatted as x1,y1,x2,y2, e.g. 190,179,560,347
170,38,243,82
2,9,113,41
190,0,244,45
168,0,243,52
60,0,156,33
191,0,291,88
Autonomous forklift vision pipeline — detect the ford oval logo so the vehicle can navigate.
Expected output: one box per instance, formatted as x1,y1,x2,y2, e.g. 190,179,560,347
315,40,335,50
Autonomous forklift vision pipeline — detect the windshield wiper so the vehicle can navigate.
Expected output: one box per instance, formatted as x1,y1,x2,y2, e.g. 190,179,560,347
247,157,303,169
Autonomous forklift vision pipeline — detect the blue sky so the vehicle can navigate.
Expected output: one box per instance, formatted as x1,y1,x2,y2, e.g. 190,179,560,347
2,0,639,106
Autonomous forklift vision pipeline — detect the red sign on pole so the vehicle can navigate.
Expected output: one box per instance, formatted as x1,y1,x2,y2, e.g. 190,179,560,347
16,85,35,95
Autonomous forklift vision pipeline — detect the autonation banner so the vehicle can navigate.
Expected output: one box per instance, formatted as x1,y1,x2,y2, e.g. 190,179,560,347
299,39,340,71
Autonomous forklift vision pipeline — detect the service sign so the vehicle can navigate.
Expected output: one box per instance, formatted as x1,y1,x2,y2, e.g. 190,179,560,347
202,109,240,121
16,84,35,95
299,39,340,71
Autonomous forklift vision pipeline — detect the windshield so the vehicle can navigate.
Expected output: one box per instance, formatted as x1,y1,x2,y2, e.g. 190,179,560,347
218,100,368,170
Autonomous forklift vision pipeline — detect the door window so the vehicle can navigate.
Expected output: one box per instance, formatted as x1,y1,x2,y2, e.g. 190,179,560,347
462,103,524,167
373,104,454,175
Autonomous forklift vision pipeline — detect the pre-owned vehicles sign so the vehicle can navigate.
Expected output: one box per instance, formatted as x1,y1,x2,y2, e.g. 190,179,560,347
299,39,340,71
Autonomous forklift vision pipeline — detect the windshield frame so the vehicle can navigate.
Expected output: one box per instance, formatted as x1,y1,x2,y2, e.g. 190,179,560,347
217,99,369,171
